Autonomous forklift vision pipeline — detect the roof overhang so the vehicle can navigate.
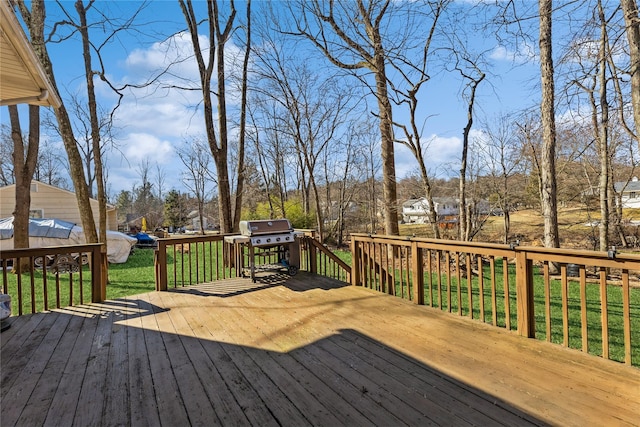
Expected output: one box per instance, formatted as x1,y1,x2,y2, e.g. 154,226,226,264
0,0,61,108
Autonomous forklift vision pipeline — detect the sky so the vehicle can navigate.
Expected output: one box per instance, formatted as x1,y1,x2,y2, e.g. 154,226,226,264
2,0,543,200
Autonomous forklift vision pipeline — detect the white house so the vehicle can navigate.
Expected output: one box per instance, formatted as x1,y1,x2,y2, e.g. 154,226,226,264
401,197,459,224
401,197,493,224
614,177,640,208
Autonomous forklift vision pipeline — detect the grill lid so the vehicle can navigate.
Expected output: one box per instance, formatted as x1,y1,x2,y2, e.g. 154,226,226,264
239,219,292,236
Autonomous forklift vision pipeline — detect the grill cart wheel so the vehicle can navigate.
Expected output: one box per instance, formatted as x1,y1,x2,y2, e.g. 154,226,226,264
288,266,298,276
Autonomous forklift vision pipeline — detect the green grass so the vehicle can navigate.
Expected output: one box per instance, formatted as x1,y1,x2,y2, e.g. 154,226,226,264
106,248,156,299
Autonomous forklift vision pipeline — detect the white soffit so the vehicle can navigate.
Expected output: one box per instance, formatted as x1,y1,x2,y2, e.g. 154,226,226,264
0,0,61,107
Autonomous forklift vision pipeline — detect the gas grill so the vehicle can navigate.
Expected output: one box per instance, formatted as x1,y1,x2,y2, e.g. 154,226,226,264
224,219,302,282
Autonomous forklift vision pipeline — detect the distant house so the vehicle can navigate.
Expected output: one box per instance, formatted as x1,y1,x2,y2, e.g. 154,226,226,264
614,177,640,208
187,210,213,231
401,197,459,224
401,196,491,224
0,180,117,230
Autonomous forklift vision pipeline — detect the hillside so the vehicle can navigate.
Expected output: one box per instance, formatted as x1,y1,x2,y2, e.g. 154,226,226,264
398,207,640,251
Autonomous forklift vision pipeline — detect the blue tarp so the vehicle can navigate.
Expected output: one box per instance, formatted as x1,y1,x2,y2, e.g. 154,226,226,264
0,217,76,240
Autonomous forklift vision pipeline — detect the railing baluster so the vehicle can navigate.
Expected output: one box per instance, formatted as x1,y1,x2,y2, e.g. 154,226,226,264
599,267,609,359
561,263,569,347
622,269,631,365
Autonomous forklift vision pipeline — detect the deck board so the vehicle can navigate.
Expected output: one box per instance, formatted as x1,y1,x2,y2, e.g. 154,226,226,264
2,272,639,426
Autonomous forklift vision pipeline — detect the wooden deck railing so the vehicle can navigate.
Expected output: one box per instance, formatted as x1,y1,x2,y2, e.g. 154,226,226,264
350,233,639,366
155,234,234,291
154,233,352,290
301,237,351,283
0,244,106,315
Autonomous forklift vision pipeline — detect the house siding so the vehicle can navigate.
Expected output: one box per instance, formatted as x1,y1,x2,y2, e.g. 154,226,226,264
0,181,117,230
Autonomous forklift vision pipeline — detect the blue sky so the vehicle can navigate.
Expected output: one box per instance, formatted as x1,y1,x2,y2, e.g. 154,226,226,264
4,0,542,198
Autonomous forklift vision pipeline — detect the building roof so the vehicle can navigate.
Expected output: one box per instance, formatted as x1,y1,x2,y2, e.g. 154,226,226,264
0,180,115,210
0,0,61,107
614,177,640,193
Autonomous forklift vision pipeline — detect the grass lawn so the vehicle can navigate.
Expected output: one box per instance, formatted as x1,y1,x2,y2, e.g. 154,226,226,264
106,248,156,299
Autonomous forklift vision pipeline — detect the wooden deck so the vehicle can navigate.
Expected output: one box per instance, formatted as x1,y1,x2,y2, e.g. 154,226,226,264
2,272,639,426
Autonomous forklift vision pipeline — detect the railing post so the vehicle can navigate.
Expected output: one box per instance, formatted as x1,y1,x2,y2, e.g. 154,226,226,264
515,250,535,338
411,241,424,304
155,243,168,291
309,238,317,274
350,237,360,286
91,244,105,303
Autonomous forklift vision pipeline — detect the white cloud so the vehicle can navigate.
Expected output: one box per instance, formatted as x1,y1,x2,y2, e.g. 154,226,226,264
395,134,464,179
123,133,175,164
490,43,537,64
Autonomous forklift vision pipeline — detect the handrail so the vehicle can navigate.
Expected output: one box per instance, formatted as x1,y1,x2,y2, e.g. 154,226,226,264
1,243,106,315
302,236,351,283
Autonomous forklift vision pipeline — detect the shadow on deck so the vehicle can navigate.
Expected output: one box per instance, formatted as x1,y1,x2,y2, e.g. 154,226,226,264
2,272,638,426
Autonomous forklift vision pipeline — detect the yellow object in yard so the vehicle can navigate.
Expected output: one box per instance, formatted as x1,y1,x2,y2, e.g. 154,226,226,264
142,216,147,232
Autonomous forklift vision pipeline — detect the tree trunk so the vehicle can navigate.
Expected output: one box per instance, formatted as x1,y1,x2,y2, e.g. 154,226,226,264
232,0,251,232
17,0,97,243
76,0,107,248
620,0,640,144
538,0,560,250
598,0,610,252
373,55,399,236
9,105,39,272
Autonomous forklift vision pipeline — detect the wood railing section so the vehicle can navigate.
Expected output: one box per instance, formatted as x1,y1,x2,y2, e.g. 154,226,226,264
155,234,233,291
155,233,352,290
350,233,639,366
301,236,351,283
0,244,106,315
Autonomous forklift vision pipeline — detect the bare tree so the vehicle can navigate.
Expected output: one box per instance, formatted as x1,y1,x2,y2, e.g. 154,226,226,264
155,163,166,201
14,0,98,242
478,114,523,243
539,0,560,249
8,105,39,267
620,0,640,143
179,0,244,234
0,125,15,186
454,58,486,241
178,138,213,235
232,0,251,232
288,0,402,235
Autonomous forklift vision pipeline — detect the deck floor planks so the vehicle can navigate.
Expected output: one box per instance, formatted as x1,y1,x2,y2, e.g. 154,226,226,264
101,303,131,427
234,279,537,427
152,291,253,427
2,274,639,426
221,276,639,426
276,280,631,425
0,312,54,397
227,283,411,426
157,290,281,427
1,310,73,426
150,290,231,426
330,330,540,427
162,289,313,427
155,290,257,427
206,288,376,427
72,303,119,427
44,306,103,426
200,292,354,427
124,296,161,427
136,292,191,426
17,311,88,427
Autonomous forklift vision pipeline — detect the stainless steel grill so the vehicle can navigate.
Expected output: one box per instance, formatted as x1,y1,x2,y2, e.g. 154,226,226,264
224,219,302,282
